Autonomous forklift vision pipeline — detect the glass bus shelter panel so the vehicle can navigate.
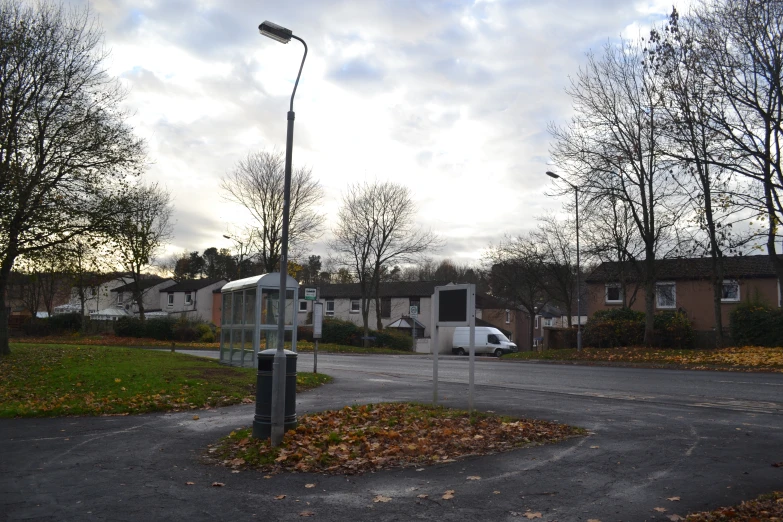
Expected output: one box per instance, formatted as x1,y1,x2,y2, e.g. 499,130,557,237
241,327,255,365
243,289,256,324
219,324,231,363
259,289,296,325
223,293,233,326
233,291,244,326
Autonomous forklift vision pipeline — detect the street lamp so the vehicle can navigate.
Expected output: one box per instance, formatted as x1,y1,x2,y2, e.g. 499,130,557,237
258,20,308,447
223,234,243,279
545,171,582,352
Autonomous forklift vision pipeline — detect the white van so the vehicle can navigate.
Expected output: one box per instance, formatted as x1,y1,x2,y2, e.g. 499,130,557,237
451,326,518,357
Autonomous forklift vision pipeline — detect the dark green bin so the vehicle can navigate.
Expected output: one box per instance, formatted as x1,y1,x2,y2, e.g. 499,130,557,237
252,349,297,439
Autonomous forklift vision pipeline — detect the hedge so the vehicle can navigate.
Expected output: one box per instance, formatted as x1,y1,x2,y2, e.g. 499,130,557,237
297,318,414,350
730,302,783,347
113,316,215,342
583,308,694,348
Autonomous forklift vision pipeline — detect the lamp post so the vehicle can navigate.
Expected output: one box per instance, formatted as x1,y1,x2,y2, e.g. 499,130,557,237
545,171,582,352
223,234,244,279
258,20,307,447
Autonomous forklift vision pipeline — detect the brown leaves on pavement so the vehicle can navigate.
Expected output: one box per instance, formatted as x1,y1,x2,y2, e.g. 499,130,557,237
206,403,583,475
685,490,783,521
442,490,455,500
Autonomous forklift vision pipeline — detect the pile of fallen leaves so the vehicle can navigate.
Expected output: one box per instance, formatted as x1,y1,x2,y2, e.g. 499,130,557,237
206,402,584,475
685,490,783,521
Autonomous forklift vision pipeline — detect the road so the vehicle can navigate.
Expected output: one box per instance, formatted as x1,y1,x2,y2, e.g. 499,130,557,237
3,352,782,521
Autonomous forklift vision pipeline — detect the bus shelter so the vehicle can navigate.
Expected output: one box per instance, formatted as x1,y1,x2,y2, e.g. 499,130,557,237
219,273,299,367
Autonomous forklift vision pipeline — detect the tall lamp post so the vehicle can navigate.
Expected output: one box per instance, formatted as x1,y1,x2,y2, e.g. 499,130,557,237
223,234,244,279
258,20,308,447
545,171,582,352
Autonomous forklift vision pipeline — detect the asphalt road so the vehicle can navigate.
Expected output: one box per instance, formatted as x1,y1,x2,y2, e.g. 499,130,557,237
2,353,783,521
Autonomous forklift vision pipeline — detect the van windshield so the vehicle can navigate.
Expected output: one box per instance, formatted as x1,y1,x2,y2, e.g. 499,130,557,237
496,332,510,342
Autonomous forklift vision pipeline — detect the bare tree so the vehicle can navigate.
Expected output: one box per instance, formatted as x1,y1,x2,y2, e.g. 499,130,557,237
486,235,549,351
221,150,323,273
0,0,144,355
533,213,579,327
106,182,173,319
330,181,440,341
549,35,686,344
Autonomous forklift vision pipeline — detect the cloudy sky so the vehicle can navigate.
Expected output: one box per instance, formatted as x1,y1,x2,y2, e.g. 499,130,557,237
71,0,682,266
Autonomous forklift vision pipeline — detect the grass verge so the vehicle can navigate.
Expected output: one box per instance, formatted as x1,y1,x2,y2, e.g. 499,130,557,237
1,344,332,418
504,346,783,372
205,402,585,475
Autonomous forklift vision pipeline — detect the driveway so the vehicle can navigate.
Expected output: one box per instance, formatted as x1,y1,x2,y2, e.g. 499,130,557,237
2,354,782,521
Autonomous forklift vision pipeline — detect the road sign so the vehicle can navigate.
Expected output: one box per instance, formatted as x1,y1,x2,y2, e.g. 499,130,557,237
409,305,418,317
313,302,323,339
304,288,317,301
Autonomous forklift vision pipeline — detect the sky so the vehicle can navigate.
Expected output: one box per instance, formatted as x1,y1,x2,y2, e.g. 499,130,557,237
66,0,683,267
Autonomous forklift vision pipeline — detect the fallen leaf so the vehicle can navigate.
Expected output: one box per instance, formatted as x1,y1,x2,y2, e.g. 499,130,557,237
263,475,272,479
467,476,481,480
373,495,392,503
416,468,425,472
590,445,600,449
192,415,199,420
211,482,225,487
772,462,783,467
305,484,316,488
299,511,315,517
417,494,428,499
654,507,667,512
587,519,601,522
493,491,501,495
524,512,542,519
274,495,286,500
442,490,455,500
667,515,684,521
667,496,681,501
185,481,195,486
228,458,245,467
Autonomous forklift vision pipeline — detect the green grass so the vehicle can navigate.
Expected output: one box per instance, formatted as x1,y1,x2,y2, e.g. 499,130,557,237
1,344,332,418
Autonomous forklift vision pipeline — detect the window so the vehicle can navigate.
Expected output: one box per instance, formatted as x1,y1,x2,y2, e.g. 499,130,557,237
325,300,335,316
116,292,122,304
605,283,623,304
656,282,676,309
185,292,193,305
167,293,174,306
488,334,499,344
381,297,391,318
543,317,554,327
534,315,539,329
721,280,740,302
409,297,420,309
505,309,511,323
299,300,308,312
350,299,360,313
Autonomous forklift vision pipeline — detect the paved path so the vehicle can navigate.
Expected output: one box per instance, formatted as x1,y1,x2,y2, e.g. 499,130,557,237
2,354,782,521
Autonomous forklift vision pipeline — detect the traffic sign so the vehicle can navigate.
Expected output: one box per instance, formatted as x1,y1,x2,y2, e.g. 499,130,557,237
304,288,317,301
409,305,418,317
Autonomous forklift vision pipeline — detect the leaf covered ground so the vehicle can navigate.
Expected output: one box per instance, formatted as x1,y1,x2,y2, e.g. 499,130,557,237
1,344,331,417
685,490,783,521
206,402,584,475
505,346,783,372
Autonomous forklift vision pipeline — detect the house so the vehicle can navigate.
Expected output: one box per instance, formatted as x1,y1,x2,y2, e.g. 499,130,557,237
54,275,133,316
90,277,176,321
585,255,782,333
160,278,226,323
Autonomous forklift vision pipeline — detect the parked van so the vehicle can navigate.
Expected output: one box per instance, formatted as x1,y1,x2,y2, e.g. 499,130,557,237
451,326,517,357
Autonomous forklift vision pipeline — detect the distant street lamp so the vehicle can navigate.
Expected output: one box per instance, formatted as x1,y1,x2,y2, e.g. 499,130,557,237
258,20,308,447
545,171,582,352
223,234,243,279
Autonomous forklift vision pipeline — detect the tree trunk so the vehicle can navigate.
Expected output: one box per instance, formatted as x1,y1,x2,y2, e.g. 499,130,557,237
643,278,655,346
0,256,15,356
710,255,724,348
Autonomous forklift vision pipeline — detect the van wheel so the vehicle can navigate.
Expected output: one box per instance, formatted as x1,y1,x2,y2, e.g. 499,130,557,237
494,349,503,358
456,348,465,356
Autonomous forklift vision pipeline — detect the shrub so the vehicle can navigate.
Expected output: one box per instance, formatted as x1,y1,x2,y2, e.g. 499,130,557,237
114,317,144,338
375,329,414,351
652,310,694,348
21,320,52,337
730,302,783,347
143,318,175,340
321,318,363,346
48,313,82,332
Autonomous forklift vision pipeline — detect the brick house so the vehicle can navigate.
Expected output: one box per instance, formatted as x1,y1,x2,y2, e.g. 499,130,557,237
160,278,226,323
585,255,781,333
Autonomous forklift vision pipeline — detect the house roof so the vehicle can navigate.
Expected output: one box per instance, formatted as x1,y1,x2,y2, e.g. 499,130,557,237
475,293,509,310
318,281,452,299
585,255,782,283
162,278,226,293
475,317,512,337
112,277,173,293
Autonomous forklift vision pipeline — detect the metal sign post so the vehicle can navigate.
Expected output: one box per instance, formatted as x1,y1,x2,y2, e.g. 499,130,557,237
433,284,476,412
410,305,418,351
313,302,323,374
431,293,439,404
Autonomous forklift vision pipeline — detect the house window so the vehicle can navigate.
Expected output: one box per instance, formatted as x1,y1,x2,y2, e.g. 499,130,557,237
721,280,740,302
656,282,676,309
543,317,554,327
381,297,391,319
185,292,193,305
116,293,122,304
167,293,174,306
534,315,539,329
605,283,623,304
325,300,335,316
409,297,420,309
505,309,511,324
350,299,360,313
299,300,308,312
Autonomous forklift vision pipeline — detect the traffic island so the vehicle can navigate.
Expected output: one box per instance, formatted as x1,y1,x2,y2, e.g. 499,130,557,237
203,402,585,475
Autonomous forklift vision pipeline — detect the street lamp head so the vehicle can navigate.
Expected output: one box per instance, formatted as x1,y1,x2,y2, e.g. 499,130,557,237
259,21,292,44
545,171,560,179
222,234,232,240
